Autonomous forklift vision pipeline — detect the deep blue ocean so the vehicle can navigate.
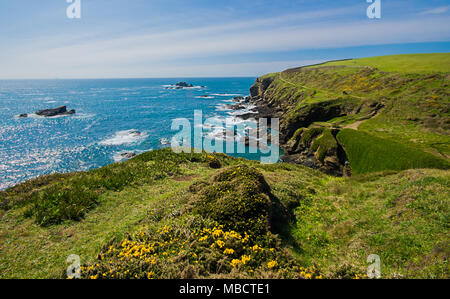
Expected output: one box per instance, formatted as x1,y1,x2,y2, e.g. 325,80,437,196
0,78,262,190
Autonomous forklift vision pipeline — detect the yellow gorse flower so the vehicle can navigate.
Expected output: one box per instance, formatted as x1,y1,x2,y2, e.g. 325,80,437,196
267,260,278,269
223,248,235,255
230,259,241,267
241,255,251,265
216,240,225,248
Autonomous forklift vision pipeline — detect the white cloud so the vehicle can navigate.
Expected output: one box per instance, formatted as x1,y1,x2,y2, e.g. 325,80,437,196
420,6,450,15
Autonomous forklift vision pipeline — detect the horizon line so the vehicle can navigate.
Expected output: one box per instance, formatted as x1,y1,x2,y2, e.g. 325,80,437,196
2,51,449,81
0,76,259,81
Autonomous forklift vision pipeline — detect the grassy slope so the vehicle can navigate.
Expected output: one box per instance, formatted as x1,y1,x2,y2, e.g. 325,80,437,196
337,129,449,174
0,150,448,278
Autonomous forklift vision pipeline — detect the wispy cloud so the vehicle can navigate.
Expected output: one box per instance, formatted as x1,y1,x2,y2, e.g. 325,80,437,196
420,6,450,15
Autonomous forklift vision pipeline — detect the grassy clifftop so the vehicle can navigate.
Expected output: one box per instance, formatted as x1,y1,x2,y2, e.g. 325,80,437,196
250,53,450,175
309,53,450,74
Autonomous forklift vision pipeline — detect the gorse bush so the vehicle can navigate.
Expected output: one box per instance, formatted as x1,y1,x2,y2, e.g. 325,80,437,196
79,164,320,279
0,173,75,211
31,183,98,225
189,165,275,236
80,218,322,279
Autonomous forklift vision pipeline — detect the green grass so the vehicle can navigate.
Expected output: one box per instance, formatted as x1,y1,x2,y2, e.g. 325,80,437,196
310,53,450,73
1,149,229,226
0,150,448,278
337,129,450,174
276,168,450,279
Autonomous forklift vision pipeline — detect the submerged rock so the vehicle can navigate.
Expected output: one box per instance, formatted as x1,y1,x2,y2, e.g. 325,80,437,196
35,106,75,117
128,130,141,137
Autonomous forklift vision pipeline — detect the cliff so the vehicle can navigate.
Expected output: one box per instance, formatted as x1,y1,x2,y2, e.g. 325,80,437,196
246,53,450,175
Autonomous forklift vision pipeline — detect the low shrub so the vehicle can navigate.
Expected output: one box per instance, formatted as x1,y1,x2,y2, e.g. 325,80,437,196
189,165,275,236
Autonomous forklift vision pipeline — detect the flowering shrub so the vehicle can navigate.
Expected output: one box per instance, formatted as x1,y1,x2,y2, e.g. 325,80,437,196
80,217,322,279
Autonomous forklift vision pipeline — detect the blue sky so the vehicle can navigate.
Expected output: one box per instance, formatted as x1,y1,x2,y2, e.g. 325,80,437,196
0,0,449,78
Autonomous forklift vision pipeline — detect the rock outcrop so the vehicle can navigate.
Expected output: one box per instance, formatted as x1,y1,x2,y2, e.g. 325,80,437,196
35,106,76,117
120,152,137,159
175,82,193,88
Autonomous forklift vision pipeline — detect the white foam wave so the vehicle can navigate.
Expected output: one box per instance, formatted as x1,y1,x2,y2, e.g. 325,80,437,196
227,109,258,116
99,129,148,146
195,96,214,99
160,137,170,145
215,104,232,111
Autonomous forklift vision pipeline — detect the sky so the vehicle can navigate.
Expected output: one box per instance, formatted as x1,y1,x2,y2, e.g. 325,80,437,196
0,0,449,79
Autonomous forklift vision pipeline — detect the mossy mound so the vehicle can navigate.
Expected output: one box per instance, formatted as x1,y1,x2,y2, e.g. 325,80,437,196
189,165,282,236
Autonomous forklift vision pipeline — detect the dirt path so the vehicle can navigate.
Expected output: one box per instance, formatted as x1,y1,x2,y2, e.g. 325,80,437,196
344,108,382,130
345,120,365,130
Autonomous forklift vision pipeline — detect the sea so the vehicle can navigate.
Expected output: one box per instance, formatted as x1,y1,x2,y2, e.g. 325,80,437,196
0,77,277,190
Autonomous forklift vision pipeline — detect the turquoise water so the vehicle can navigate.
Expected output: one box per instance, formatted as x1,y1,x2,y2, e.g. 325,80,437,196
0,78,263,190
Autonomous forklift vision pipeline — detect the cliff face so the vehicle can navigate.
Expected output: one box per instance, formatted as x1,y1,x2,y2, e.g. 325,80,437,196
246,56,450,176
248,73,365,175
